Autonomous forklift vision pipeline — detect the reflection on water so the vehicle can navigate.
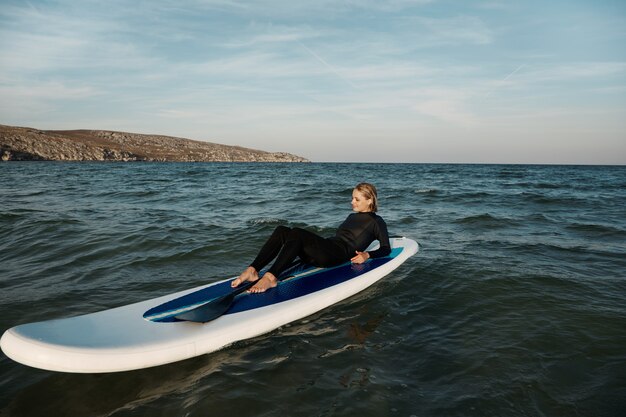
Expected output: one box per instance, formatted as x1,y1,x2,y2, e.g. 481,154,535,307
4,349,240,417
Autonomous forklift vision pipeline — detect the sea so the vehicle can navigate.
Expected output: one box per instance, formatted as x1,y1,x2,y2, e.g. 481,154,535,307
0,162,625,417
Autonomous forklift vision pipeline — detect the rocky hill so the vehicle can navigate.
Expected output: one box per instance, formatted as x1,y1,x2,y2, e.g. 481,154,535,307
0,125,309,162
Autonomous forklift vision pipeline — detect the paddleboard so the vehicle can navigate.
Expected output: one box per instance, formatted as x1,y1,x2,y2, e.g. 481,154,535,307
1,237,418,373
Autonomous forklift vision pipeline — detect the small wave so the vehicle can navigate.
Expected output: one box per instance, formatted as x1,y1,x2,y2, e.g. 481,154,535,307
497,167,529,179
421,190,497,204
454,213,518,228
414,188,438,195
525,213,555,223
510,241,594,257
566,223,625,238
397,216,417,225
0,212,26,222
125,245,215,268
520,192,583,206
247,217,287,226
533,182,563,190
451,191,494,201
505,181,564,190
11,190,50,198
329,186,356,196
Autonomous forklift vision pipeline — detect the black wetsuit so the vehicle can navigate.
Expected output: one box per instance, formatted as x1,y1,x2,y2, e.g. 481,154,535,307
251,212,391,277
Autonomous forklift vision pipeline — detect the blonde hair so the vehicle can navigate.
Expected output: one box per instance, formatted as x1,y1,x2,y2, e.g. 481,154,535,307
354,182,378,212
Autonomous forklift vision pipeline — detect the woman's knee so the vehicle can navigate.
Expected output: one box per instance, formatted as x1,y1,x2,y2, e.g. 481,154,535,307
272,225,291,238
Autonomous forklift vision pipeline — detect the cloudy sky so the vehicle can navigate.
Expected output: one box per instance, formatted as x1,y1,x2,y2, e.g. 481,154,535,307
1,0,624,163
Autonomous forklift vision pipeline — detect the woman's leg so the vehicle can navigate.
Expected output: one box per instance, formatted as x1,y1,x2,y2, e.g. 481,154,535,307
250,228,349,293
250,225,292,272
248,227,304,293
232,225,291,287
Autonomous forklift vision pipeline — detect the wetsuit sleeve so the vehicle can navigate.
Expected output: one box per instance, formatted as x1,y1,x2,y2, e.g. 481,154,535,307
367,216,391,258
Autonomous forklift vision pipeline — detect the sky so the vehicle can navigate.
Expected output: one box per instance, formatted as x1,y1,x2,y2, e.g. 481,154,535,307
0,0,625,163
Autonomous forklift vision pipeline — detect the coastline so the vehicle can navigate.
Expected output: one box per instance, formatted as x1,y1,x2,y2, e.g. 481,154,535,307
0,124,309,163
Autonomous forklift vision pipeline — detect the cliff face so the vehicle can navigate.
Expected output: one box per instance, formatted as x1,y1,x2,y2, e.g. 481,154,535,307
0,125,309,162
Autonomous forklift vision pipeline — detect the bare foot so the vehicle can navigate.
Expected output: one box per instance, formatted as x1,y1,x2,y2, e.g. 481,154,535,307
231,266,259,288
248,272,278,293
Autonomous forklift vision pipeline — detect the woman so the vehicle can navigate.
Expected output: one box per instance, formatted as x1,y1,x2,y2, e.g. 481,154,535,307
232,183,391,293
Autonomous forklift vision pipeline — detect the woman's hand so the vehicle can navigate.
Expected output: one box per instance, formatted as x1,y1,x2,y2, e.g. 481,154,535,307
351,251,370,264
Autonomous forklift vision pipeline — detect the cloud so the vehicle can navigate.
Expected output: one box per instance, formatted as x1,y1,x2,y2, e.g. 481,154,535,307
406,15,494,46
0,81,96,100
412,88,477,126
331,0,434,12
0,80,98,120
0,2,159,76
475,1,514,11
298,42,360,89
528,62,626,81
188,0,434,15
221,23,328,48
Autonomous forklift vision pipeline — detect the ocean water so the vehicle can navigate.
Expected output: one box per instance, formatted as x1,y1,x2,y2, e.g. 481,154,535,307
0,162,625,417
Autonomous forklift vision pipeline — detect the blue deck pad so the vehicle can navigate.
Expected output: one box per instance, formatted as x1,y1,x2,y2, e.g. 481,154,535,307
143,261,315,322
144,247,402,322
227,247,402,314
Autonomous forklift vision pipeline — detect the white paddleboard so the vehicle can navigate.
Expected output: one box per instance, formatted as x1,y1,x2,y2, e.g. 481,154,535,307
1,237,418,373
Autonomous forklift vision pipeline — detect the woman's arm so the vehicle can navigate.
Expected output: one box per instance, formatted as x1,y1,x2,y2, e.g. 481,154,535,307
365,216,391,259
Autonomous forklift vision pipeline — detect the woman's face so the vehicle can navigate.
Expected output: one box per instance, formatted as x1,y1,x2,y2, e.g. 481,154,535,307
352,189,372,213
